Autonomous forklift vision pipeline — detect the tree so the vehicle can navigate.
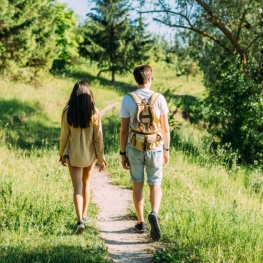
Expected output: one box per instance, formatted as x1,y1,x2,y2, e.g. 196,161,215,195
79,0,152,86
139,0,263,80
0,0,82,80
138,0,263,163
0,0,58,80
150,35,178,64
52,3,82,71
26,2,58,75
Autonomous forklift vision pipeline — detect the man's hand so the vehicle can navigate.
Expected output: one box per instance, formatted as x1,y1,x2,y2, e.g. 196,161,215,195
121,155,130,170
163,151,170,166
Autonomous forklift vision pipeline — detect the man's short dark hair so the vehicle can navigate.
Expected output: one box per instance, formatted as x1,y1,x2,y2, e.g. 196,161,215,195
133,65,152,85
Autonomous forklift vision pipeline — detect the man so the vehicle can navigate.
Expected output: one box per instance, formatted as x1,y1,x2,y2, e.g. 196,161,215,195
119,64,170,241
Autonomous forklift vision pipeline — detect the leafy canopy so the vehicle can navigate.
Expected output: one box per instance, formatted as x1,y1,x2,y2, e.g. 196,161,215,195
138,0,263,163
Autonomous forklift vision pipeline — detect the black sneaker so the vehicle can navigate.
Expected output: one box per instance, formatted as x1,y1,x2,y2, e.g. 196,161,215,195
148,211,162,241
135,222,146,233
75,221,84,235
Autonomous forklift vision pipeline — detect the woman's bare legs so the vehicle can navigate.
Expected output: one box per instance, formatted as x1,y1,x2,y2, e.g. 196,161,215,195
82,163,95,218
67,160,83,222
67,160,95,222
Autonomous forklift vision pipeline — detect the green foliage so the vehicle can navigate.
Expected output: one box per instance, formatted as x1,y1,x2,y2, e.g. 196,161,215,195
1,244,111,263
0,1,83,80
141,0,263,163
79,0,152,85
0,0,58,80
150,36,177,64
201,56,263,164
147,0,263,80
154,247,200,263
0,78,114,263
0,147,112,263
52,3,82,71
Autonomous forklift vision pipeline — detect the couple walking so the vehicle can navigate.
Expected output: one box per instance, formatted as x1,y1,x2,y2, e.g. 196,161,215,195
59,65,170,241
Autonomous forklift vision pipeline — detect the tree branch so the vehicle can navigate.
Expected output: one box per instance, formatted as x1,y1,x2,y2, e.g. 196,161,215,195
246,35,262,51
140,9,190,22
153,17,231,53
236,9,248,41
194,0,246,64
140,6,234,53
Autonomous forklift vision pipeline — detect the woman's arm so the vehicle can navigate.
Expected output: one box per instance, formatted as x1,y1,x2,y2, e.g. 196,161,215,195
93,110,106,171
59,110,70,166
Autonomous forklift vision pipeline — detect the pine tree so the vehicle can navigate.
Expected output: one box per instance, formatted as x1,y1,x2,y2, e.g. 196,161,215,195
79,0,152,86
0,0,58,80
26,2,58,73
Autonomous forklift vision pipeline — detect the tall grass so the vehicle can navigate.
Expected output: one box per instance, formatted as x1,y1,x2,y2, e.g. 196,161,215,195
2,60,262,262
103,109,263,262
0,144,112,263
0,76,120,263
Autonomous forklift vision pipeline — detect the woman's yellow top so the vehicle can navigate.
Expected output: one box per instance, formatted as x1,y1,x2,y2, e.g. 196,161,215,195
59,107,105,167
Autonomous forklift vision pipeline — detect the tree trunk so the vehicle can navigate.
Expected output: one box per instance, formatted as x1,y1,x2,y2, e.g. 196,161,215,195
111,70,115,87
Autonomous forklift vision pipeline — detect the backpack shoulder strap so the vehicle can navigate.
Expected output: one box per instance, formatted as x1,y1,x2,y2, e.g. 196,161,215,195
148,92,160,106
129,92,142,105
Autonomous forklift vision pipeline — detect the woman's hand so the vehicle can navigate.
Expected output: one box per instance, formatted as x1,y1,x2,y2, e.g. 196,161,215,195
98,159,107,172
59,156,67,167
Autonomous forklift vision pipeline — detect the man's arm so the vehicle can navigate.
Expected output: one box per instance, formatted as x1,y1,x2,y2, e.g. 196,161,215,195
120,117,130,169
160,114,170,166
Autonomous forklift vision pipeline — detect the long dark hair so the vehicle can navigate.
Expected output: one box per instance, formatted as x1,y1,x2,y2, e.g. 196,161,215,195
66,80,95,128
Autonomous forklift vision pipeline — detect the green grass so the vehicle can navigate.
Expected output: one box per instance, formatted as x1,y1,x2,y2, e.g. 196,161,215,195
0,144,112,263
0,74,120,263
2,60,263,262
149,61,205,97
158,153,263,262
104,111,263,262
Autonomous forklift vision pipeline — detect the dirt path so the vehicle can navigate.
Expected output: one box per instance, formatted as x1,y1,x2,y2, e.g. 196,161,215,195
91,168,155,263
91,102,156,262
100,102,121,117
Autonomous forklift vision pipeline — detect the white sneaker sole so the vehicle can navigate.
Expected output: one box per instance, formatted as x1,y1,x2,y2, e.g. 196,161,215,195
82,217,91,223
75,224,84,235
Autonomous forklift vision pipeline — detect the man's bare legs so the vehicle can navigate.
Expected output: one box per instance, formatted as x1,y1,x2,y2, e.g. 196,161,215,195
148,184,162,240
149,185,162,214
133,181,144,223
133,183,162,222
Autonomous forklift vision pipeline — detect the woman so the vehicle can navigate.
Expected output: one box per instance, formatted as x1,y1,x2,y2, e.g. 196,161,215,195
59,80,106,235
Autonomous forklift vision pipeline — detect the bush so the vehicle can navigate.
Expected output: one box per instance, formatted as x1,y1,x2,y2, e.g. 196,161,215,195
200,56,263,164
